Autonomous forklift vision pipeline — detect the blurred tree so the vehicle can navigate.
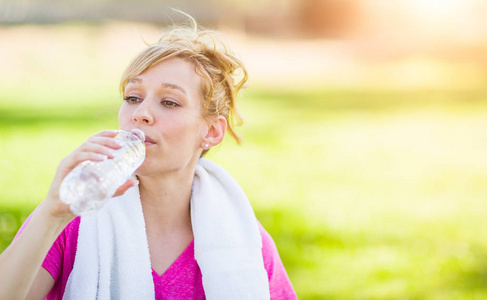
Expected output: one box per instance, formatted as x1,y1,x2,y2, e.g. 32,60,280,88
0,0,361,39
297,0,359,38
0,0,218,25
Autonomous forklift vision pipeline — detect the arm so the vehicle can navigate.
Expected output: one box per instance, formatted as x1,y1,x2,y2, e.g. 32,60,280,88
0,131,136,299
0,205,69,300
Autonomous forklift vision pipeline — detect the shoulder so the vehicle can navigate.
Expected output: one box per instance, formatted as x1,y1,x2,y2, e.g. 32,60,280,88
258,222,280,260
257,222,298,299
257,222,282,276
42,216,80,280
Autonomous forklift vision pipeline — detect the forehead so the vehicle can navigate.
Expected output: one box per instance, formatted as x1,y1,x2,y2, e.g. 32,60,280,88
127,57,202,95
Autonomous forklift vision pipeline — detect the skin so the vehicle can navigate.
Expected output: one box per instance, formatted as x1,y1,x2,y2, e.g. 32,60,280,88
0,57,227,298
119,57,226,275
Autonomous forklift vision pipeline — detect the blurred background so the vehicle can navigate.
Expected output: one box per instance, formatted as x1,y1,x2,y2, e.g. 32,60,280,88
2,0,487,298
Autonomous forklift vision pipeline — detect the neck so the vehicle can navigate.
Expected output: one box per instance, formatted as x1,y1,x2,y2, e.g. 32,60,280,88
137,164,196,235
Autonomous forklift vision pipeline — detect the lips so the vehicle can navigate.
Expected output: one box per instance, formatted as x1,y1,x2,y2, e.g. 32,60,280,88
144,135,156,146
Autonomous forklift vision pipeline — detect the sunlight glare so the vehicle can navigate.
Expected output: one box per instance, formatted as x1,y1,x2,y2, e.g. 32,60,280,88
411,0,463,17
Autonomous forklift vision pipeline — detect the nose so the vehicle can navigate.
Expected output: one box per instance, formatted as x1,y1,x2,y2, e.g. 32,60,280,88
132,98,154,125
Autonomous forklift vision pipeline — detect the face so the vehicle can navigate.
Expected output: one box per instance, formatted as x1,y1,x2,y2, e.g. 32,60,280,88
118,57,208,177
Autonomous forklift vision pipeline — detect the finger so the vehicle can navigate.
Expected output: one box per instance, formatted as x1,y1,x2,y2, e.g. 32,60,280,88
113,178,139,197
59,152,108,174
78,142,118,159
52,152,109,189
93,130,121,138
87,136,124,150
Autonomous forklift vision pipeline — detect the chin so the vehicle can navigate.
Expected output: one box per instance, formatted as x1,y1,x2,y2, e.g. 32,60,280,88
134,153,199,178
134,159,157,177
134,159,176,177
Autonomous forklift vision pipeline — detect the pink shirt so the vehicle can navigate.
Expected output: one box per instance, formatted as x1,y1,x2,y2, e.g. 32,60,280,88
17,213,297,299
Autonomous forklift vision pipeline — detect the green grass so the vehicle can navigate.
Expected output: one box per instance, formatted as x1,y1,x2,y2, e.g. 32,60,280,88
3,85,487,299
2,19,487,299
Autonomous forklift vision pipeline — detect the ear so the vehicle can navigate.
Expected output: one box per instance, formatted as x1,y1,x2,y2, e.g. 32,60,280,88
202,116,227,150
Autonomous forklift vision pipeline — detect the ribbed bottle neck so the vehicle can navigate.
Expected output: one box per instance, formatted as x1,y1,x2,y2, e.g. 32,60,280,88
130,128,145,142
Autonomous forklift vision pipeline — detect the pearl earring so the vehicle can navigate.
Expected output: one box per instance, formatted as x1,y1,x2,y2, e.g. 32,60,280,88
204,143,209,149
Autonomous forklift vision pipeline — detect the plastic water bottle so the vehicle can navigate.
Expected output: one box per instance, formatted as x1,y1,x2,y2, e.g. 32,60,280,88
59,129,146,216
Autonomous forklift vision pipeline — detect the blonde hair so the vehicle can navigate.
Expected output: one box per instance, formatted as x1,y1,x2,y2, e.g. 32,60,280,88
120,14,248,145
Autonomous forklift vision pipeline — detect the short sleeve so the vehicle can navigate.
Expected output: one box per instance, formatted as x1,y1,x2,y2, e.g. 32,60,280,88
258,223,298,300
41,227,66,281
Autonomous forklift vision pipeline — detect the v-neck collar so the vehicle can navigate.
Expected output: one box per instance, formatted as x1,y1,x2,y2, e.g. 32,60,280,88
151,239,195,280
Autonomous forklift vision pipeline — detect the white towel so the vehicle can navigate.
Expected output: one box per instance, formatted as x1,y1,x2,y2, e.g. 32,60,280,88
63,158,270,300
63,186,154,300
192,158,270,300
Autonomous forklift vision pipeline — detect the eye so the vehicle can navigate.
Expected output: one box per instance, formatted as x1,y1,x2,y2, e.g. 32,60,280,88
123,96,142,105
162,99,180,108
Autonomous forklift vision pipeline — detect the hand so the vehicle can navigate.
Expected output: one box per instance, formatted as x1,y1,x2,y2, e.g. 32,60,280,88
113,178,139,197
44,130,138,219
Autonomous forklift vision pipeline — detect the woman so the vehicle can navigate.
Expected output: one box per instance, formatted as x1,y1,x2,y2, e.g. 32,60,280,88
0,16,297,299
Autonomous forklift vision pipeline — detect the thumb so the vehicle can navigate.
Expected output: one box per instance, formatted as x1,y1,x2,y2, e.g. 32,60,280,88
113,178,139,197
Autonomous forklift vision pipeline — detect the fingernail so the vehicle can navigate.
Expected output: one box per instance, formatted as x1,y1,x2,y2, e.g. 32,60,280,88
98,154,108,160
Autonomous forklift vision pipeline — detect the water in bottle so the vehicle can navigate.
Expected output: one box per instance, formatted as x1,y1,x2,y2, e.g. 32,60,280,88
59,129,146,216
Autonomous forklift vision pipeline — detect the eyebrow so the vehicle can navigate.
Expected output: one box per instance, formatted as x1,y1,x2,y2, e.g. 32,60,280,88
127,78,187,94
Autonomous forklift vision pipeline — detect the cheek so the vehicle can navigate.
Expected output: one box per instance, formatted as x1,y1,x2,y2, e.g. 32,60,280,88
118,105,132,128
164,116,206,144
